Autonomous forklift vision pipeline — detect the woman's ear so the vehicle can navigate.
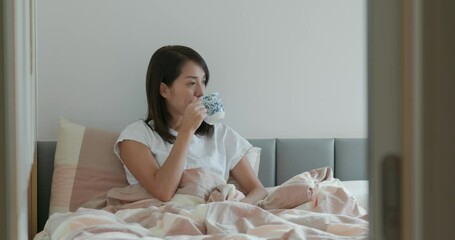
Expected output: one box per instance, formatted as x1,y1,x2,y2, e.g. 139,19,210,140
160,83,170,99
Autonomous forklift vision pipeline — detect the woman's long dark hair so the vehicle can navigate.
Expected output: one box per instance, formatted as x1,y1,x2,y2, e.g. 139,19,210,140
145,45,214,143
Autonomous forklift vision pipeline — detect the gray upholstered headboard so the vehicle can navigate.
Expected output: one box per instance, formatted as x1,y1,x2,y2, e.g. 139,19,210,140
36,138,367,232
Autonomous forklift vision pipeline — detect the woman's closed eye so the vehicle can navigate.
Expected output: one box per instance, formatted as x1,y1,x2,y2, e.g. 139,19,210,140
188,80,206,86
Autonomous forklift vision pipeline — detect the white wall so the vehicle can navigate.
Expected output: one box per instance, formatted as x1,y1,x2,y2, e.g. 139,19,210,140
37,0,366,140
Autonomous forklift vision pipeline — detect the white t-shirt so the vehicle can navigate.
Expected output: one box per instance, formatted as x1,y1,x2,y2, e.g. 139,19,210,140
114,120,252,185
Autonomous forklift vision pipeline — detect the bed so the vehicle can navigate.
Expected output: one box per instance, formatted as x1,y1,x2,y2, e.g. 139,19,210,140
34,119,369,239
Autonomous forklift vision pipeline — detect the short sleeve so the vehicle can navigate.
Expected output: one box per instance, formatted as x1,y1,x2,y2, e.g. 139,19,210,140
222,125,253,170
113,120,151,161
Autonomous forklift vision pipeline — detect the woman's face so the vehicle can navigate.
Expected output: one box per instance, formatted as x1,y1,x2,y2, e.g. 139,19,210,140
160,60,207,118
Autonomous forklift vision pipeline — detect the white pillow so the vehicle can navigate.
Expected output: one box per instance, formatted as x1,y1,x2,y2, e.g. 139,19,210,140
341,180,369,210
49,117,128,215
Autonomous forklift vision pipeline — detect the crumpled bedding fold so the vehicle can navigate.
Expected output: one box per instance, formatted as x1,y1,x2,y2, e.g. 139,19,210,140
35,167,368,240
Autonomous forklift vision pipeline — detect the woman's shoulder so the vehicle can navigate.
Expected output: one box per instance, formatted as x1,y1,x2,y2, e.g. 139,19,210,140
116,120,159,146
212,122,241,136
123,119,149,130
212,122,229,132
120,119,154,135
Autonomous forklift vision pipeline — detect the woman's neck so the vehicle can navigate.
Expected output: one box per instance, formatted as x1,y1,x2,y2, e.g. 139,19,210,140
169,116,182,132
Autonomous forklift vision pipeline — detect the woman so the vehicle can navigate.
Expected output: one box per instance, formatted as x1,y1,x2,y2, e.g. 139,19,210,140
114,45,268,204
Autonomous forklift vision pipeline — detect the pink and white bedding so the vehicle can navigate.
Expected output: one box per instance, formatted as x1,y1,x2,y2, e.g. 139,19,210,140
34,167,368,240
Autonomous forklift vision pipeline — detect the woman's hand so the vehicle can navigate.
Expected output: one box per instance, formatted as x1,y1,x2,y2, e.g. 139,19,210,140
180,97,207,133
231,154,268,205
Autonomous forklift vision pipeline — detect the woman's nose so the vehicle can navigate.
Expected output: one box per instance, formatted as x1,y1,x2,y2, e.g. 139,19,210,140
195,83,205,97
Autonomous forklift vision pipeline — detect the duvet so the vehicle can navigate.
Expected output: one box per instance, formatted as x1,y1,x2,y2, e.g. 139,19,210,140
34,167,368,240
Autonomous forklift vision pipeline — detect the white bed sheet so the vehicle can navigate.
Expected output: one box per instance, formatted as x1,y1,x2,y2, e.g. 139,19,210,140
341,180,369,210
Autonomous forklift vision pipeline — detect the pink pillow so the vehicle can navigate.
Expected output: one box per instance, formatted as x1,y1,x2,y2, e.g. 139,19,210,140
49,118,128,215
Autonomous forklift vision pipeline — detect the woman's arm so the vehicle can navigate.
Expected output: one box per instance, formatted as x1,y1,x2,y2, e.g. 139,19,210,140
119,98,206,202
118,130,193,201
231,154,268,204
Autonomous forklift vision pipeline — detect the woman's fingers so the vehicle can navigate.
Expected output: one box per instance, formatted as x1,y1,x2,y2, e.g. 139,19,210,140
181,98,208,132
190,98,207,115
